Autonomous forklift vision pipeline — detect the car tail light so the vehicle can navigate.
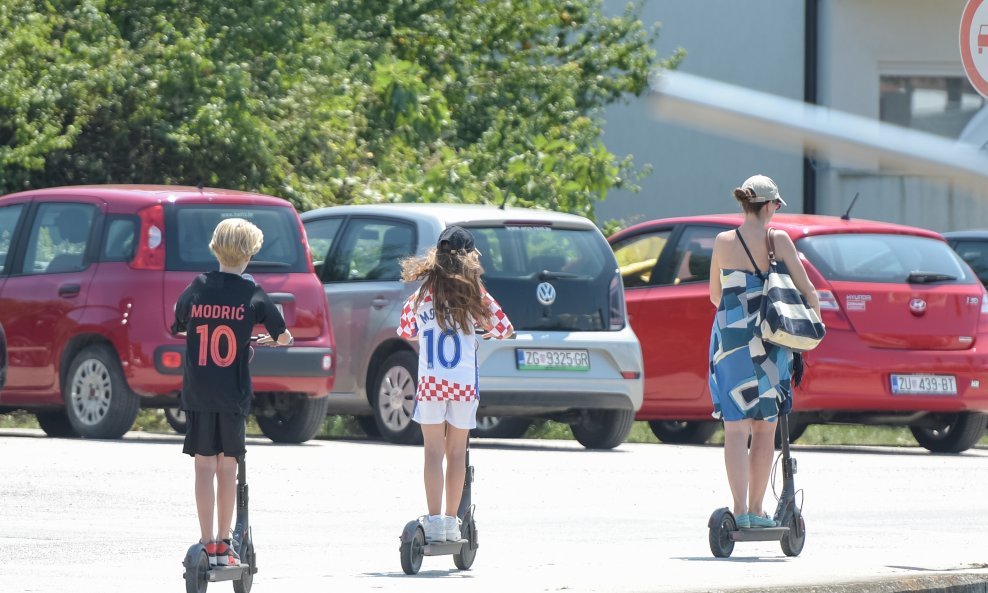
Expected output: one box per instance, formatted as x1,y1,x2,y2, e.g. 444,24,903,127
621,370,641,379
322,354,333,371
608,273,626,330
131,204,165,270
817,289,851,330
161,351,182,369
296,215,316,275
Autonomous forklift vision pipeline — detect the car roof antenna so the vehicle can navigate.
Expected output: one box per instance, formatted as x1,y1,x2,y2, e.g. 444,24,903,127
196,180,205,192
499,191,509,210
840,192,860,221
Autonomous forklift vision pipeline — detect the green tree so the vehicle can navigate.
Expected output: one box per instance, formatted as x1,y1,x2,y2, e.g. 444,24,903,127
0,0,681,218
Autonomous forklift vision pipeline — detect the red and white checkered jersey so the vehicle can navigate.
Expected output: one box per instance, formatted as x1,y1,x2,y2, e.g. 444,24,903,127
397,288,513,402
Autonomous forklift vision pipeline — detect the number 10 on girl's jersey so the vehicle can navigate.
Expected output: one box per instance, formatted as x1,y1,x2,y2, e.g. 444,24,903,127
422,328,462,369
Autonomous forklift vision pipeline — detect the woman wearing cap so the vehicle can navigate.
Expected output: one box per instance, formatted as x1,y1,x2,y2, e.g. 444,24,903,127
707,175,820,529
397,226,514,544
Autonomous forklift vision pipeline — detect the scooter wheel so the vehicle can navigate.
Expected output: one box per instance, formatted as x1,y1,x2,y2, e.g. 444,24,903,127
400,526,425,575
185,549,210,593
233,534,255,593
453,514,477,570
708,508,736,558
781,510,806,557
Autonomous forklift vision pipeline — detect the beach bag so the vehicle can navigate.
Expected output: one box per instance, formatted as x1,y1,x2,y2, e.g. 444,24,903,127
736,229,826,352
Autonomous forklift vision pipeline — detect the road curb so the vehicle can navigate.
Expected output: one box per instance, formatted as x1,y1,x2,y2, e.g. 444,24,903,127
725,571,988,593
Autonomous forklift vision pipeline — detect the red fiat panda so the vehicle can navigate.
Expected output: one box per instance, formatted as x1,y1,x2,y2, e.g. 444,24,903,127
0,186,334,442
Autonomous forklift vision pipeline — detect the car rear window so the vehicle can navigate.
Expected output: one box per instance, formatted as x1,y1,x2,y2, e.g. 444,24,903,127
468,225,609,278
165,205,308,273
465,224,614,331
950,239,988,285
798,233,975,284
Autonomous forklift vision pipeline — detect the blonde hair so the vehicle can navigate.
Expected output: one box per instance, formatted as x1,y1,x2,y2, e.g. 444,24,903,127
401,247,490,333
209,218,263,268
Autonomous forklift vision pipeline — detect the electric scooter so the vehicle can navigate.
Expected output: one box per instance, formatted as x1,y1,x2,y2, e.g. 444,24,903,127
398,437,479,574
707,412,806,558
182,454,257,593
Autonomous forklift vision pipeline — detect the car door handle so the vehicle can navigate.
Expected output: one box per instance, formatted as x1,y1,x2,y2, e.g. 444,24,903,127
58,284,81,298
371,297,390,309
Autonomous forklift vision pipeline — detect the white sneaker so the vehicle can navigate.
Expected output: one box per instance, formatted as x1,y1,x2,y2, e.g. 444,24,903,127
444,515,462,542
423,515,446,543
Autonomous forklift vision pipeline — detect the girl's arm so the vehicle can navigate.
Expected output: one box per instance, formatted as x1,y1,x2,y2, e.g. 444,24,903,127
397,292,419,340
480,290,514,339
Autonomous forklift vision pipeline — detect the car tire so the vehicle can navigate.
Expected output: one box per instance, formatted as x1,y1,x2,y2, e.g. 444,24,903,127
471,416,531,439
909,412,988,453
774,416,809,449
256,395,330,443
570,409,635,450
648,420,719,444
63,345,140,439
370,351,422,445
355,415,381,438
165,407,188,434
35,411,79,438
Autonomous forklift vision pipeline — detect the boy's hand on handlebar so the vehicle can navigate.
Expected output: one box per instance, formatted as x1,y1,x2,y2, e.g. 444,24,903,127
255,331,294,346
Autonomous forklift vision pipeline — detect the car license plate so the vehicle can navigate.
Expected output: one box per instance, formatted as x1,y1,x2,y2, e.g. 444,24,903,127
890,374,957,395
516,349,590,371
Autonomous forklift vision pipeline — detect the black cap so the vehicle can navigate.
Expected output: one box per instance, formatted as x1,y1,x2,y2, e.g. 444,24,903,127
437,225,475,253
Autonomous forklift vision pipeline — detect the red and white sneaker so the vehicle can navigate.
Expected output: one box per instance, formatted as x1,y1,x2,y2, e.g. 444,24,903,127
215,539,241,567
203,540,219,566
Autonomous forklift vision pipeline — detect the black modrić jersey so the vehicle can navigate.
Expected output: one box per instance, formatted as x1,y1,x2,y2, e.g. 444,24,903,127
172,271,287,414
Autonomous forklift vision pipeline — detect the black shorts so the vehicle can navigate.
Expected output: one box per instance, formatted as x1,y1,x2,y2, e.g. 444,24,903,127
183,411,246,458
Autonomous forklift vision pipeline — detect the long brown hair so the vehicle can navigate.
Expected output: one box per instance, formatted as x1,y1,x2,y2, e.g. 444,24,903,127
401,247,490,332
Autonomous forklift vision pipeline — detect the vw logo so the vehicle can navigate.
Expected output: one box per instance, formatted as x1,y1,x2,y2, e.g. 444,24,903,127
536,282,556,306
909,298,927,315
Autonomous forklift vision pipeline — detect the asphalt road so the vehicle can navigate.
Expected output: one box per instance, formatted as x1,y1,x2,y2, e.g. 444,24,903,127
1,429,987,593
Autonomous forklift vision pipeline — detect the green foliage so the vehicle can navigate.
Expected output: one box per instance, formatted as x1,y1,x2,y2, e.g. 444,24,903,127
0,0,681,218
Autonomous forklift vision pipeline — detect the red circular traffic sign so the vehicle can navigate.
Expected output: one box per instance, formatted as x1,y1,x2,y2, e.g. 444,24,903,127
961,0,988,97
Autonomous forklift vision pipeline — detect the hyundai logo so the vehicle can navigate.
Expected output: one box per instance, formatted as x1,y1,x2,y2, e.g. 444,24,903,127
536,282,556,305
909,298,927,315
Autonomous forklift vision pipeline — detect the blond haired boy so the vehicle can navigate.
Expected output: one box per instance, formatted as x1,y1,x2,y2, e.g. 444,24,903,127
172,218,292,566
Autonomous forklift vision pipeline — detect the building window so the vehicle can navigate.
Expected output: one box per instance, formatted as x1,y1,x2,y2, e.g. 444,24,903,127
879,76,985,138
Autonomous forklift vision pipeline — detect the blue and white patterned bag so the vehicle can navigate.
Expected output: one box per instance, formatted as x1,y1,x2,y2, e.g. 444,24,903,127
756,230,826,352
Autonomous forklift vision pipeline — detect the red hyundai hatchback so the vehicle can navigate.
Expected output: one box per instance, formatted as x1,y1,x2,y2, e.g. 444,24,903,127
0,186,335,442
609,213,988,452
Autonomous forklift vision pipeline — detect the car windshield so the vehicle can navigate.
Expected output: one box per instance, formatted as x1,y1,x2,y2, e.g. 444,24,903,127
166,205,308,273
798,233,975,284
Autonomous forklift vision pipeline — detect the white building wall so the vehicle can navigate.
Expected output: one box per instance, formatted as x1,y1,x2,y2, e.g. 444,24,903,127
598,0,988,232
816,0,988,230
597,0,805,228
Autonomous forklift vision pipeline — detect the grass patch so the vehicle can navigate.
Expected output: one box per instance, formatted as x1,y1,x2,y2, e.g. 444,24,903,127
2,413,986,448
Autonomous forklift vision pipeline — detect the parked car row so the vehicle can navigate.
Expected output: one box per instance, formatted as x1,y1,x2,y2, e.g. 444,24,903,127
1,183,986,452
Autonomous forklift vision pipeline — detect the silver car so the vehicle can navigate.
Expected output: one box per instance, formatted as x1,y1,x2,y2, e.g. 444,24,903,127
301,204,644,449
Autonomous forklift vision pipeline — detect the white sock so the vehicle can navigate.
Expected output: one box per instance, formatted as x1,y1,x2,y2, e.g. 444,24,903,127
429,514,442,522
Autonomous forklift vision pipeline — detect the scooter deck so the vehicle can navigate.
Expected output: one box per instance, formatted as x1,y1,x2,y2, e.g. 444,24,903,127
422,540,467,555
730,527,789,542
207,564,252,582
